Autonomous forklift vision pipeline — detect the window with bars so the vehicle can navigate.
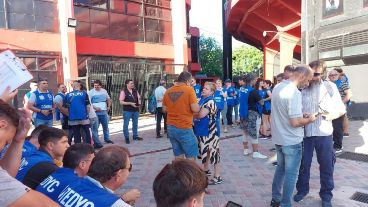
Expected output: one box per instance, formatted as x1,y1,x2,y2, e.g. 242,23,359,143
0,0,58,32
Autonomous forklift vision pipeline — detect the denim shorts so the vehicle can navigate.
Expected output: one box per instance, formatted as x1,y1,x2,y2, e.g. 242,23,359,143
167,125,199,158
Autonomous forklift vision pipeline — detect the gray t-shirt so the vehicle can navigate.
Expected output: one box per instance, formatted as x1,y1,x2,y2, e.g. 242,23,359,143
271,80,304,146
0,166,30,206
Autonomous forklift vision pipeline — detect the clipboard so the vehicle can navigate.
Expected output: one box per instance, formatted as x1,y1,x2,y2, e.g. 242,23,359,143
0,50,33,95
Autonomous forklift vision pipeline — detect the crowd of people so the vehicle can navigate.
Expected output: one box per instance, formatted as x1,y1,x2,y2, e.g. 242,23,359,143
0,57,353,207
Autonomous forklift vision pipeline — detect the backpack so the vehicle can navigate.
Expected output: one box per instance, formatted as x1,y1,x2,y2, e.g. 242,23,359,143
148,93,157,114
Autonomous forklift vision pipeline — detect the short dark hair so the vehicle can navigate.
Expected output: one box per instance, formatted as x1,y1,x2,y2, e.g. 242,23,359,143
153,160,208,207
38,78,48,82
88,146,130,183
93,80,102,86
0,99,19,127
38,127,67,148
125,79,133,85
63,143,95,170
276,73,284,79
284,65,295,72
177,71,192,83
294,65,313,77
28,125,49,141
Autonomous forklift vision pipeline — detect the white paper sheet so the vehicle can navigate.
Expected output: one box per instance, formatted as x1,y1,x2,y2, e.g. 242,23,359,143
0,50,33,95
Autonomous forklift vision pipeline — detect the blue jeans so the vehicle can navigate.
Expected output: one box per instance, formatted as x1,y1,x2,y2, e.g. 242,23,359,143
96,111,110,142
123,111,139,141
220,103,228,126
167,125,198,158
296,136,335,202
34,119,53,127
272,143,302,207
90,117,102,146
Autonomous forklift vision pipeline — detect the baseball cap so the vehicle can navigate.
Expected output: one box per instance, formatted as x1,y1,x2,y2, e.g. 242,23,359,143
225,78,232,83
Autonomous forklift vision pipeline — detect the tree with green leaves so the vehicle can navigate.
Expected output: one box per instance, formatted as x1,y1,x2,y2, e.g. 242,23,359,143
232,45,264,77
199,35,223,77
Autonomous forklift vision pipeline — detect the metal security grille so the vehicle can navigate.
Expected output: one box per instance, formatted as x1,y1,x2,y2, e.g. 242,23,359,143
350,192,368,204
86,60,185,117
336,151,368,163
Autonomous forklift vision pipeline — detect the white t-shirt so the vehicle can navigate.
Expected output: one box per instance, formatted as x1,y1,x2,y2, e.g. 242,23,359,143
88,88,110,114
154,86,167,107
0,166,30,206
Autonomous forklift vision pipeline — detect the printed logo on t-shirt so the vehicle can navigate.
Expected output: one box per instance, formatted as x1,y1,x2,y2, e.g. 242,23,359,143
168,92,184,103
39,95,45,100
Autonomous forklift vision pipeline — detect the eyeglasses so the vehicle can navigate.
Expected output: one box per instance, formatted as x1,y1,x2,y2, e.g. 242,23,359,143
329,74,338,77
123,163,132,172
313,73,321,77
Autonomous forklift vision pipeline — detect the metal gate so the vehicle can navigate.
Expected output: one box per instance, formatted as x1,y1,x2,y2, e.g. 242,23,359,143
86,60,185,117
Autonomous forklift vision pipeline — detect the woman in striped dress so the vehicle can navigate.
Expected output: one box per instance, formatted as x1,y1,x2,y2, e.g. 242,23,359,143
193,82,222,185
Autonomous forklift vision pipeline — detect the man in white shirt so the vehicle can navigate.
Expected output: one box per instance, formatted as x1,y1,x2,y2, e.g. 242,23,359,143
154,79,167,138
88,80,114,144
294,60,346,207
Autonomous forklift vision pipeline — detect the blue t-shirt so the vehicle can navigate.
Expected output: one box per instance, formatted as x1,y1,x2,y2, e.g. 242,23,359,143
36,168,80,201
65,90,89,121
34,90,54,120
264,89,272,111
238,85,254,118
213,89,225,111
22,141,38,157
226,86,236,106
37,167,122,207
234,88,240,105
193,84,202,99
16,150,54,182
256,89,266,114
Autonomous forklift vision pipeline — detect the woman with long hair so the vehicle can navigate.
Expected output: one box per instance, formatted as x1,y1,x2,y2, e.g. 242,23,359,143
261,80,272,137
193,82,222,185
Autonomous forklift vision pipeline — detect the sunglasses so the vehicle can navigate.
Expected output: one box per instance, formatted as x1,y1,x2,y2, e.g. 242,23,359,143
313,72,321,77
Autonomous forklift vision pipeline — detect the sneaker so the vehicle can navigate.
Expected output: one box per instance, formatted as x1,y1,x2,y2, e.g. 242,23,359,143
134,137,143,141
243,149,251,156
209,176,223,185
272,161,278,166
204,170,211,176
104,140,114,144
224,128,228,133
343,133,349,138
334,147,343,153
125,139,130,144
270,199,280,207
293,192,307,202
252,152,267,159
94,144,103,149
156,134,163,138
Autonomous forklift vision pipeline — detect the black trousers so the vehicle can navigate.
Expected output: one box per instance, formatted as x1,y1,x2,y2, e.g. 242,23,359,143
332,115,344,149
226,105,234,125
72,124,91,144
156,107,167,135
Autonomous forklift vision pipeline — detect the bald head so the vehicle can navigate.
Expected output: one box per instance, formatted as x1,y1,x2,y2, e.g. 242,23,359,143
72,81,81,90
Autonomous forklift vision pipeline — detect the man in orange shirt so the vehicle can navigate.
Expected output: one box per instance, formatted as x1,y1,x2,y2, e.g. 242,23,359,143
163,71,200,160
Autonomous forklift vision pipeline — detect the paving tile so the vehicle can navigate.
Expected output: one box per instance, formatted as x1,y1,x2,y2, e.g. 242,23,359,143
100,117,368,207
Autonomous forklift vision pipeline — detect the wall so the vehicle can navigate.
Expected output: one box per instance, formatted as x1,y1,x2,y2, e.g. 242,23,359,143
303,0,368,119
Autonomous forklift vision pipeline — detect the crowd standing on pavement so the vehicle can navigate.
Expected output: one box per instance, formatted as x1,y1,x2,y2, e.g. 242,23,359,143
0,57,353,207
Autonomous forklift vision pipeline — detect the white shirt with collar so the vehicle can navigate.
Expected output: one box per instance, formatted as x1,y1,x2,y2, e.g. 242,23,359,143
301,80,346,137
154,85,167,107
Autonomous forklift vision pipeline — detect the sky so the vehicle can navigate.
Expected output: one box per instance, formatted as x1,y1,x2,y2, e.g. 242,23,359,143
189,0,245,49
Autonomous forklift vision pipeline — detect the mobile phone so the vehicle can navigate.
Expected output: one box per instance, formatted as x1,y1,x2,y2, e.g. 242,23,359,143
225,201,242,207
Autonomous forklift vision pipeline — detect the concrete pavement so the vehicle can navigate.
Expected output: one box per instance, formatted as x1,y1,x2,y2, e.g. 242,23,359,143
99,117,368,207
